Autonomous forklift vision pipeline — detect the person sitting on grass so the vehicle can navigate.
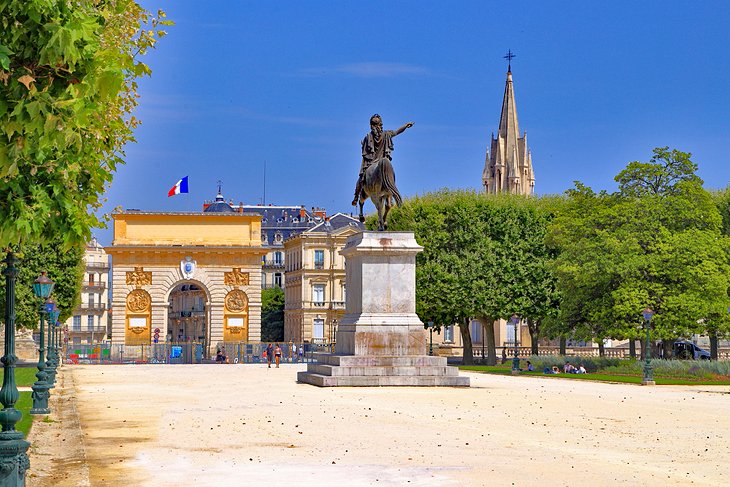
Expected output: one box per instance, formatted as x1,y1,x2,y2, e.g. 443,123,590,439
552,365,560,374
564,361,575,373
526,360,534,372
577,364,587,374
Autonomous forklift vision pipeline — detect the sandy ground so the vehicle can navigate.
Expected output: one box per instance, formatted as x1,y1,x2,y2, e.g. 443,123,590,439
26,364,730,487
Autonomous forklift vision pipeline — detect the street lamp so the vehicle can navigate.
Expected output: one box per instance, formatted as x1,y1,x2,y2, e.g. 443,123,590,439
641,307,655,386
330,319,338,352
425,320,434,356
510,314,520,374
0,252,31,485
30,273,54,415
45,300,60,386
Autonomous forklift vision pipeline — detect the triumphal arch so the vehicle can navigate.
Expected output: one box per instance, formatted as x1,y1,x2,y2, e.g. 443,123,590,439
106,210,267,355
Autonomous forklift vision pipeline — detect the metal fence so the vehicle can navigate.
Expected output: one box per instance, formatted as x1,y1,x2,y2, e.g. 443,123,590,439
64,341,322,365
468,346,730,361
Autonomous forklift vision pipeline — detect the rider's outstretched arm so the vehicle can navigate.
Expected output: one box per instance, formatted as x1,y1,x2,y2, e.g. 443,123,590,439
394,121,414,135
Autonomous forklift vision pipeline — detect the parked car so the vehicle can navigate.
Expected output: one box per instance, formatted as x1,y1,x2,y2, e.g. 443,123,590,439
672,341,711,360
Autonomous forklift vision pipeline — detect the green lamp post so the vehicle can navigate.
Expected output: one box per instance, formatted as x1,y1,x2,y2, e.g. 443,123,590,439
0,252,31,485
641,308,655,386
424,320,434,356
30,273,54,415
45,300,60,387
510,314,521,374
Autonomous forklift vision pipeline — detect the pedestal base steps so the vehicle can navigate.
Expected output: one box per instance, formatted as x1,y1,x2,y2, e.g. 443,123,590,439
297,353,470,387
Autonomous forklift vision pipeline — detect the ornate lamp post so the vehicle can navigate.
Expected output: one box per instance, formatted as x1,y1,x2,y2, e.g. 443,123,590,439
0,253,31,485
45,300,60,386
641,308,655,386
30,273,54,415
331,319,338,353
510,314,520,374
425,320,435,356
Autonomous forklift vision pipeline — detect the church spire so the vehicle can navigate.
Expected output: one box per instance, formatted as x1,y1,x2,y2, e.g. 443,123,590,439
482,52,535,196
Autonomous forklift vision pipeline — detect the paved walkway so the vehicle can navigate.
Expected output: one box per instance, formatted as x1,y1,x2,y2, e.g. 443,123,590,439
27,364,730,486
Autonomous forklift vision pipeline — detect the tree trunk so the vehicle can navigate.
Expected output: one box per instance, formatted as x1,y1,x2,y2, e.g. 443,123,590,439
459,318,473,365
710,332,718,360
483,317,497,366
559,337,566,356
662,340,672,359
528,319,539,356
629,339,636,359
597,340,605,357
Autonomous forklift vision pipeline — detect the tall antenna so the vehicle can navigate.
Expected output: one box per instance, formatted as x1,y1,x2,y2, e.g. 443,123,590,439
503,49,516,72
263,161,266,205
217,180,222,195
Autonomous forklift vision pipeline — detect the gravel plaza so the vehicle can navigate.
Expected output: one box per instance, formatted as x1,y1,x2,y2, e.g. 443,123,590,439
27,364,729,487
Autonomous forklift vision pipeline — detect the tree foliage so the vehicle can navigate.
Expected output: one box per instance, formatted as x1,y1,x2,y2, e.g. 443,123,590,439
384,190,559,364
261,286,284,342
0,1,171,249
549,149,730,349
0,239,85,328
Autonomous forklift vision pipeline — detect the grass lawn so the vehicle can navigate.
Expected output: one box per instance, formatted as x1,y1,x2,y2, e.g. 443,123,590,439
459,365,730,386
16,391,33,437
14,367,39,387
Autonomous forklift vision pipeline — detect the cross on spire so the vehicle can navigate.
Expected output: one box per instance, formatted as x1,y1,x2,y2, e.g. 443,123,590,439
217,180,222,195
503,49,516,72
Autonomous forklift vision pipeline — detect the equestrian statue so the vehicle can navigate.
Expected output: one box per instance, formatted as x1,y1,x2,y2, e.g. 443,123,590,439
352,114,414,231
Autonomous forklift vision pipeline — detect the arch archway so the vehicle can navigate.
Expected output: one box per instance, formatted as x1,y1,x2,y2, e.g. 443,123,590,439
167,280,211,356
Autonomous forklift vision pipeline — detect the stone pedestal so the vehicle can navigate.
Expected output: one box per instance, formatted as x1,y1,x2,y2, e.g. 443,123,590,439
298,232,469,387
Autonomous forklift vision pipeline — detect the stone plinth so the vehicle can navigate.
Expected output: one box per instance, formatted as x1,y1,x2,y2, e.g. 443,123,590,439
298,232,469,387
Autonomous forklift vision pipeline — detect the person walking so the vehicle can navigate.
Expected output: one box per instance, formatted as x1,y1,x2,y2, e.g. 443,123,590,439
266,343,273,368
274,344,282,368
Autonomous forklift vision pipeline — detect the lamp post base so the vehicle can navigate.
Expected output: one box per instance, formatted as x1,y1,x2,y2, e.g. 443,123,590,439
0,434,30,487
641,380,656,386
30,382,51,415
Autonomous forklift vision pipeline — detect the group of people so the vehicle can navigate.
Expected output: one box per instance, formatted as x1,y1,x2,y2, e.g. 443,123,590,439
214,343,306,365
543,361,587,374
262,343,283,368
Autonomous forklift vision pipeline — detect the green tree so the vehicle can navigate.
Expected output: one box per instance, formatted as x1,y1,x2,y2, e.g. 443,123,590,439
261,287,284,342
549,149,730,356
0,239,85,328
0,1,171,249
384,190,558,365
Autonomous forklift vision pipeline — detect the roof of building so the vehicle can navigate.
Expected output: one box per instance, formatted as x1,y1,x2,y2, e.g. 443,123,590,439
306,212,364,234
202,193,236,213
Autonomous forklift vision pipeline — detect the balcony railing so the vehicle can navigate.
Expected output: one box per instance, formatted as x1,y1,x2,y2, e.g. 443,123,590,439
82,281,107,290
302,301,345,309
262,260,284,269
168,310,206,318
262,283,282,289
85,261,109,270
76,303,107,313
70,326,107,333
314,262,325,270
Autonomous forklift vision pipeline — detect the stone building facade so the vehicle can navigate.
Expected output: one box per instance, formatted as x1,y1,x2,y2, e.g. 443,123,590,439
283,213,363,343
106,209,266,356
64,238,110,345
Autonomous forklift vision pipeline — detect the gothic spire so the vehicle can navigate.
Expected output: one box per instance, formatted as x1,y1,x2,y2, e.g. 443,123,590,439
482,56,535,196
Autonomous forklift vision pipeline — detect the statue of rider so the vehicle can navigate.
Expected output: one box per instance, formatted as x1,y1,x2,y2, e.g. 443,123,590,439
352,114,414,206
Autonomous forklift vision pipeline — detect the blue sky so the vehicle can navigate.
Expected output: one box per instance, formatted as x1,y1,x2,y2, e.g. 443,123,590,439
96,0,730,245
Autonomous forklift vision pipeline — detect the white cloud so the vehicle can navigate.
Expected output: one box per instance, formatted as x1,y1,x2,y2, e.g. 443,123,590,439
300,62,431,78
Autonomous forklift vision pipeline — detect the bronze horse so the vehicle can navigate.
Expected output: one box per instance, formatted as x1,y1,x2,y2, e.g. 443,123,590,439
356,157,403,231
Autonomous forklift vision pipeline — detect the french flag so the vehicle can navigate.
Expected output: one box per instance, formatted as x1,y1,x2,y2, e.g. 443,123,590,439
168,176,189,197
